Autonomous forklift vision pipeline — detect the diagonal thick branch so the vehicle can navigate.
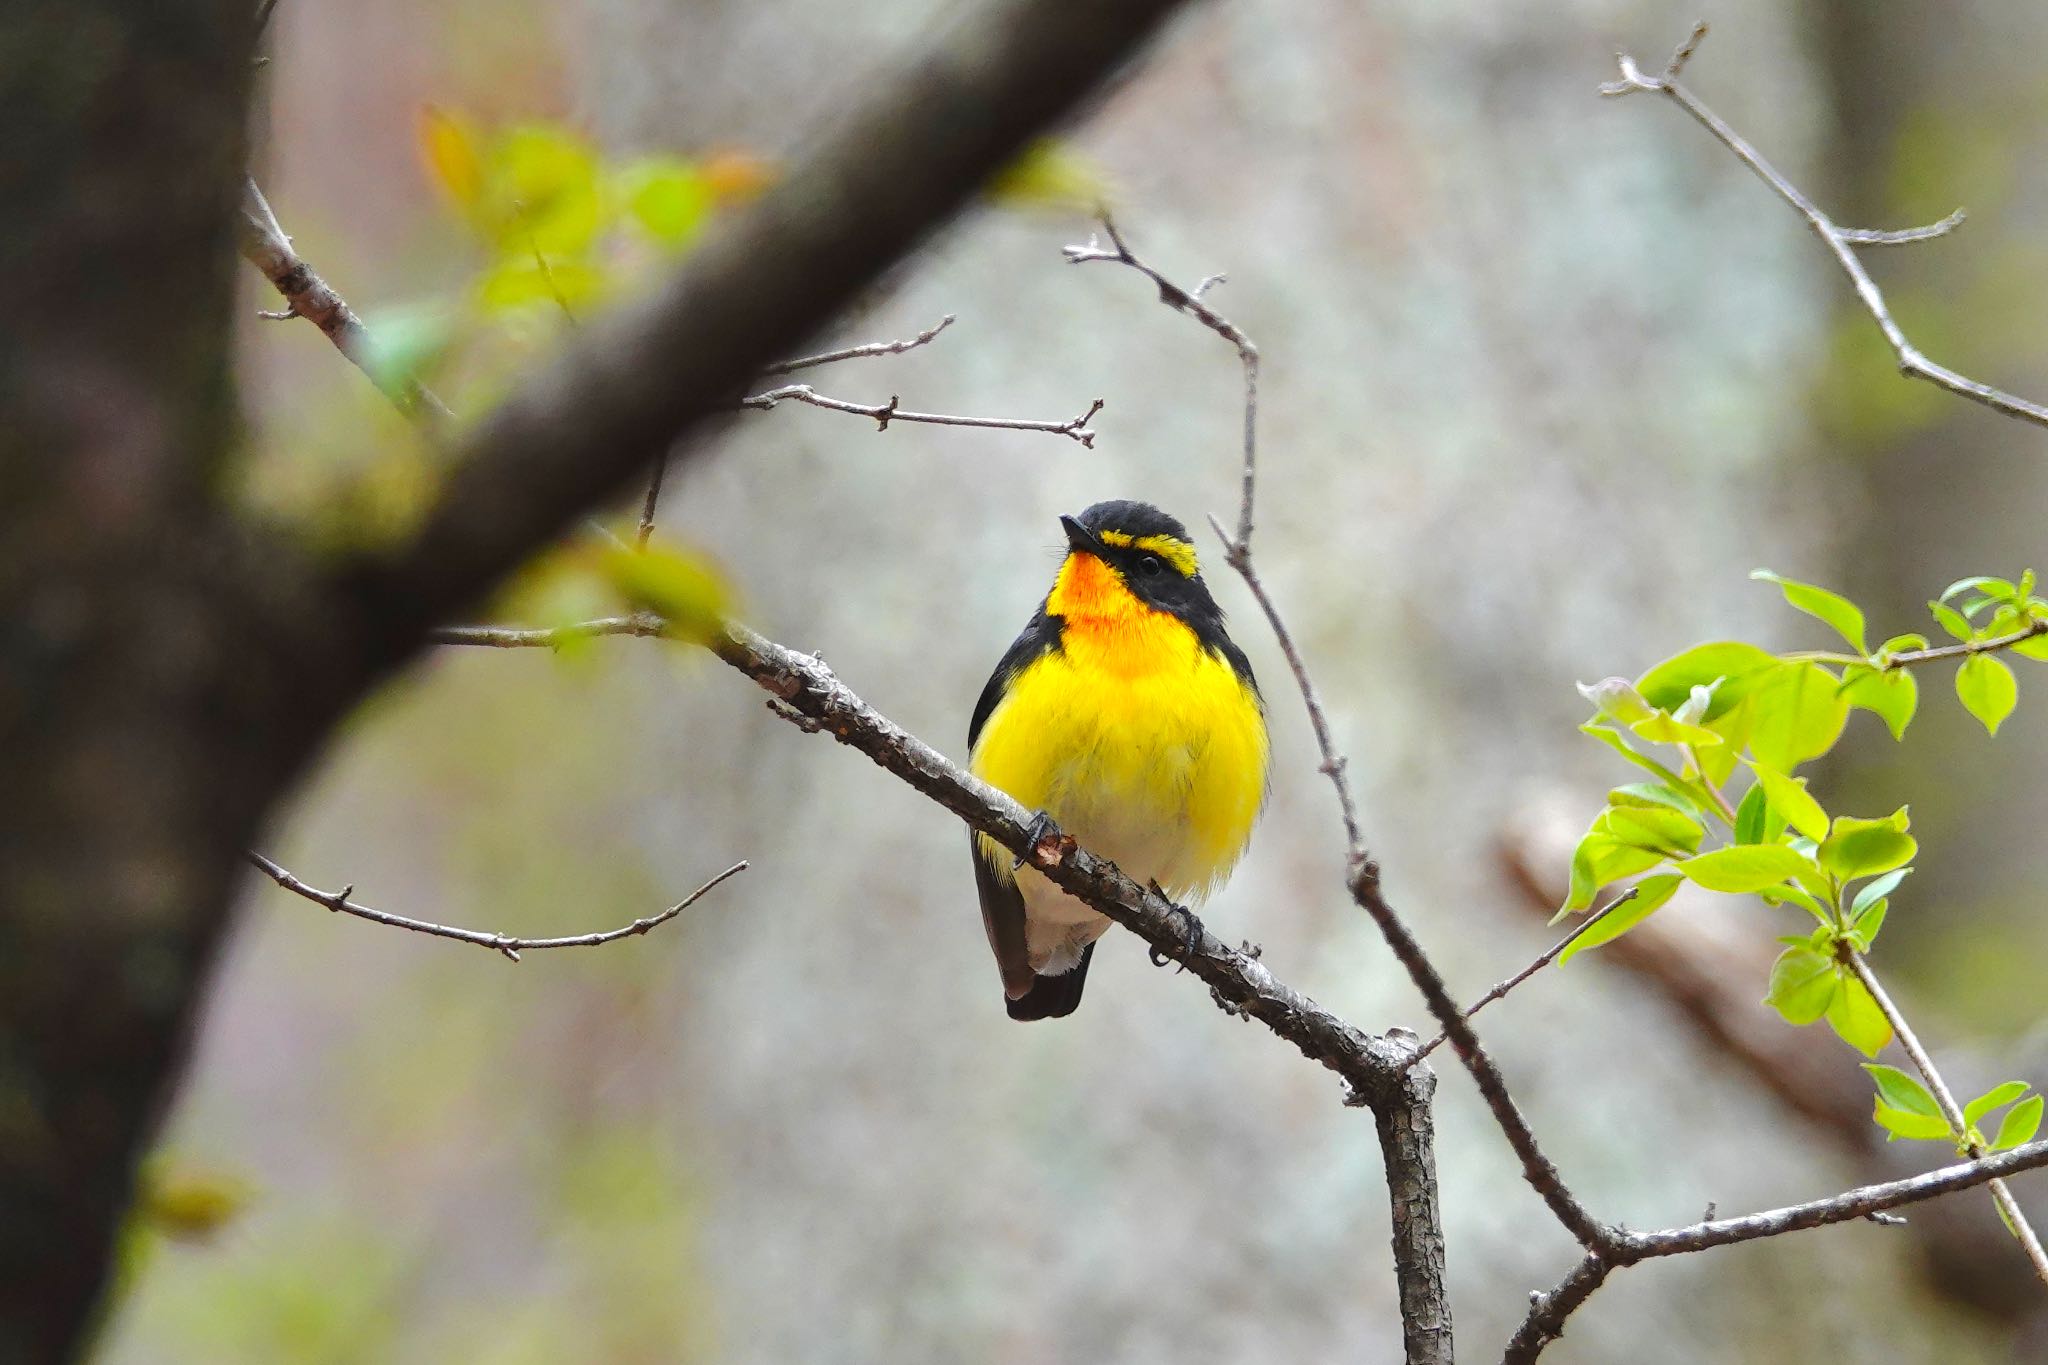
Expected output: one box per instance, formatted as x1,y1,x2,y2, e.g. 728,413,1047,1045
1602,21,2048,430
245,850,747,961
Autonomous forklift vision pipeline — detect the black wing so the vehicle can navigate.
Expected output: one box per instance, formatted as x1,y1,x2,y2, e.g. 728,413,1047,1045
970,609,1061,1008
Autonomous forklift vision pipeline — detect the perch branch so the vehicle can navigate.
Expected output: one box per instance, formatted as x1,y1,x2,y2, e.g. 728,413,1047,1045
244,850,747,961
1602,21,2048,430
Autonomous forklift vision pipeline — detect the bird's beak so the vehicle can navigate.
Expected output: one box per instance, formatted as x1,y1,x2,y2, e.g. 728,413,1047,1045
1060,515,1106,558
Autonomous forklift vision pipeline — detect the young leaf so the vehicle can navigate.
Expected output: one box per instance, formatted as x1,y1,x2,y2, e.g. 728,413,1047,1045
1759,882,1832,924
1941,575,2016,604
1850,898,1888,949
1630,711,1723,748
618,157,715,247
1608,782,1699,814
1733,781,1769,845
1680,845,1816,893
2015,632,2048,662
1873,1103,1954,1142
1840,664,1917,741
1600,805,1705,855
1850,868,1911,916
1864,1063,1942,1116
1929,600,1973,641
1747,663,1851,772
1753,570,1869,654
597,541,732,643
1964,1081,2032,1128
1956,654,2018,736
1559,874,1683,964
1819,816,1918,881
1579,725,1689,787
1557,831,1664,918
1994,1094,2045,1149
1635,642,1778,716
1743,759,1830,842
1827,974,1893,1058
417,106,484,208
1766,946,1839,1025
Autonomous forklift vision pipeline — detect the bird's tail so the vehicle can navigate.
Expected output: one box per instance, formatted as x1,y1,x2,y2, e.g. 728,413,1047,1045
1005,944,1095,1021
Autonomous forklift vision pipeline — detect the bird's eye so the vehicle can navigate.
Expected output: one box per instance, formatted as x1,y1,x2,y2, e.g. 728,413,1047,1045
1136,554,1165,577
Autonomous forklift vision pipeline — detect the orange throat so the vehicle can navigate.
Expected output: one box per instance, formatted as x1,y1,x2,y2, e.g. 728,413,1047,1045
1045,552,1189,675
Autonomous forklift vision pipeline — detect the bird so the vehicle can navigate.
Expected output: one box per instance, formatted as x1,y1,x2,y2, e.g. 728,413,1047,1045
967,500,1270,1020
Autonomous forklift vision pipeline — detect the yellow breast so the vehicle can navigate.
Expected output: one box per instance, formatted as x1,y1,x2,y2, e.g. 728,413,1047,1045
970,595,1268,901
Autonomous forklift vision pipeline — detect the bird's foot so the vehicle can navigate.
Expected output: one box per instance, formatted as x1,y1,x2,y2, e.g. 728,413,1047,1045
1145,881,1201,973
1015,810,1068,870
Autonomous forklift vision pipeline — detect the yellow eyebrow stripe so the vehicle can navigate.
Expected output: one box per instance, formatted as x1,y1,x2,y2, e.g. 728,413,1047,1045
1095,530,1199,577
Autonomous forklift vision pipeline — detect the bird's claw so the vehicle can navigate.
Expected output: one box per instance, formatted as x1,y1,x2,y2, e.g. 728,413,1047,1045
1146,881,1201,972
1015,810,1065,870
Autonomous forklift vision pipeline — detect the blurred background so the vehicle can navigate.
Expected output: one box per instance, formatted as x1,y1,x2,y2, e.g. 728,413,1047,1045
100,0,2048,1360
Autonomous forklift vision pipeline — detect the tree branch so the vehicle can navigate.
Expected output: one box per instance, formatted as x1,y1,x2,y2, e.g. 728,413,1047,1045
1410,888,1633,1063
245,850,747,960
1881,617,2048,669
340,0,1202,657
738,384,1103,445
1602,22,2048,431
1844,951,2048,1285
760,314,957,375
1502,1252,1611,1365
1374,1059,1455,1365
236,178,454,423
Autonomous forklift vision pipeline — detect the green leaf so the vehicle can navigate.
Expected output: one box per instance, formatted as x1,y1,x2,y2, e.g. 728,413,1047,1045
1559,830,1665,916
618,157,714,247
2014,632,2048,662
597,541,732,643
1759,882,1832,924
1874,1102,1954,1142
1840,664,1918,741
1559,874,1683,964
1864,1064,1942,1116
1880,633,1931,654
1608,783,1699,814
1827,974,1893,1057
1819,815,1918,881
1850,898,1888,948
1579,725,1688,787
1929,600,1972,641
1733,781,1769,845
1964,1081,2032,1128
1600,804,1705,855
1629,711,1723,748
1956,654,2018,735
1743,759,1830,842
1995,1094,2045,1150
1941,575,2015,604
1636,642,1779,717
1747,663,1851,772
1753,570,1868,654
1766,946,1839,1025
1679,844,1816,894
1850,868,1911,916
361,301,458,393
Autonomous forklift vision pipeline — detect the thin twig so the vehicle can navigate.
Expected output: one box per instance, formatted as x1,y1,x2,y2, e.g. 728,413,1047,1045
1411,888,1635,1062
236,179,454,424
635,456,668,548
1881,617,2048,669
1844,952,2048,1286
1502,1253,1611,1365
760,315,957,375
429,613,668,649
738,384,1103,446
1065,217,1258,545
244,850,747,961
1601,22,2048,431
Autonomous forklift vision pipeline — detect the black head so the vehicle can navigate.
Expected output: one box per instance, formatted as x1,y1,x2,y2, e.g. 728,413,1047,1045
1055,499,1227,638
